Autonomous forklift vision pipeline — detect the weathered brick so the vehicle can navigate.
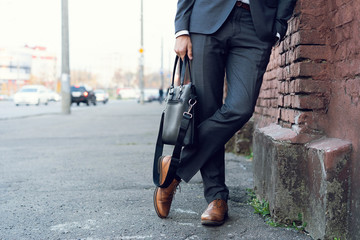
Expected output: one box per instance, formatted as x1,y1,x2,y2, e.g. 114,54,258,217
284,81,289,93
284,95,292,108
271,99,278,107
295,45,329,62
266,108,278,118
257,99,265,108
267,48,281,69
280,108,298,123
270,79,279,90
297,30,326,45
293,95,326,110
264,68,281,81
296,111,314,125
334,0,349,8
254,106,262,115
278,81,286,94
293,79,328,94
278,95,284,107
283,62,328,79
287,16,300,35
332,39,353,61
259,89,274,99
280,120,293,128
333,4,354,27
344,77,360,106
258,92,265,99
297,0,327,10
289,80,296,93
298,12,325,30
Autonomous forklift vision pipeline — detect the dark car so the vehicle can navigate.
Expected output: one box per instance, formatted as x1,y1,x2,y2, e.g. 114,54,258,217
71,85,96,106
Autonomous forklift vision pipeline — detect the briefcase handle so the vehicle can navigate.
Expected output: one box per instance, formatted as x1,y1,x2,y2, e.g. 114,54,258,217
170,55,193,90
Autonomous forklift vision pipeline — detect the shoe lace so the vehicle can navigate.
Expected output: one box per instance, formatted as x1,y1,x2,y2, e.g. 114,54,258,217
169,182,181,200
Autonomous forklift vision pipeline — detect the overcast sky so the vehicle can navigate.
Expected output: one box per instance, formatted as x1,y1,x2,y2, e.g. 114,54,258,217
0,0,178,79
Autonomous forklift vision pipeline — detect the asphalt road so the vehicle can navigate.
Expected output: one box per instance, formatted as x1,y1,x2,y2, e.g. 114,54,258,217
0,100,100,120
0,100,312,240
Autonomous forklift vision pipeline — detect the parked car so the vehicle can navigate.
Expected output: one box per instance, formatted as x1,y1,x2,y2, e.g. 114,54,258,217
46,90,61,102
13,85,49,106
117,87,140,100
94,89,109,104
71,85,96,106
0,94,10,101
138,88,160,103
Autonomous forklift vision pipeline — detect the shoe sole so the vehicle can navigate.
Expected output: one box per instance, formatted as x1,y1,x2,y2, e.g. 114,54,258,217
201,213,228,226
153,187,167,219
201,219,225,226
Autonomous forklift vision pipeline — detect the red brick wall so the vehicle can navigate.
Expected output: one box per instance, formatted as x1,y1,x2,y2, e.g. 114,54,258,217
321,0,360,236
254,0,360,237
255,0,331,132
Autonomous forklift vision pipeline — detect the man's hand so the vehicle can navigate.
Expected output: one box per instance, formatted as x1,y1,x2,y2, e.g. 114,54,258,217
174,35,193,60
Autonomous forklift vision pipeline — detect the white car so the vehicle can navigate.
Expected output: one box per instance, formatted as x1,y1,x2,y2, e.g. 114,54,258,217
117,87,140,100
46,89,61,102
13,85,49,106
94,89,109,104
139,89,160,102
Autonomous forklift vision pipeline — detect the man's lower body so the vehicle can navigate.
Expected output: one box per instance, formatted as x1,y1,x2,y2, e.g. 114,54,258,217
154,5,274,225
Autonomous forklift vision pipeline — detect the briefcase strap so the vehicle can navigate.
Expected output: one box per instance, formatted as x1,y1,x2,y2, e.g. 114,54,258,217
153,108,193,188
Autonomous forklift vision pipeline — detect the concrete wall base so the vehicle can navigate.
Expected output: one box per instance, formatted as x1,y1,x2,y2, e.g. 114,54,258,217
253,124,352,240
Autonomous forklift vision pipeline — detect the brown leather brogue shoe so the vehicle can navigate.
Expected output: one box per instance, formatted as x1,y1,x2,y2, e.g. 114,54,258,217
154,156,180,218
201,199,228,226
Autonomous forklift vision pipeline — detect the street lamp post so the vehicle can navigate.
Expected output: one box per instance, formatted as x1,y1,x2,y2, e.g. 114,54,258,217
61,0,71,114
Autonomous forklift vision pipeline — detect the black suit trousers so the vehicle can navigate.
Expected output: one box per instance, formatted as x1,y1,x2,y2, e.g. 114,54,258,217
176,7,274,204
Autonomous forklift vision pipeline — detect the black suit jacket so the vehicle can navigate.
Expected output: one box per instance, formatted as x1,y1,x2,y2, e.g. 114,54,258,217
175,0,297,42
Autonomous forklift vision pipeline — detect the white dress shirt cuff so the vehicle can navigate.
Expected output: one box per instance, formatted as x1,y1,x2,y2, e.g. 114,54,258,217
175,30,190,38
239,0,250,4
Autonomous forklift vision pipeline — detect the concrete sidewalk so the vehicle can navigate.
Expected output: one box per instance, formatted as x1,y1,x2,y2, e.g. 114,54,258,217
0,100,312,239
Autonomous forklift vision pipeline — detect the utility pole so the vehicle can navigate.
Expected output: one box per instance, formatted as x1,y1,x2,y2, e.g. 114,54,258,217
61,0,71,114
139,0,144,104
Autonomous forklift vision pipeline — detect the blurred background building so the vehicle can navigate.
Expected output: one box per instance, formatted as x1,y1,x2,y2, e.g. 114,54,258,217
0,45,57,96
